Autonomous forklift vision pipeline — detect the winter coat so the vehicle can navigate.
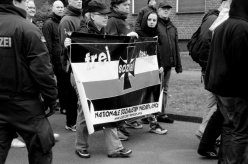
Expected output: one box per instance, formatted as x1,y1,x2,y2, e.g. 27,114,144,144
135,6,156,33
58,5,82,72
198,9,219,71
105,9,131,36
42,13,63,70
157,18,182,72
204,0,248,98
0,4,57,103
79,20,106,35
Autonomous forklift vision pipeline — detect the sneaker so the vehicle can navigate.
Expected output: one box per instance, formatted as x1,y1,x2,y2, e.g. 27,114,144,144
75,150,90,158
118,126,130,136
125,121,143,129
65,125,76,132
11,138,26,148
149,123,168,135
157,115,174,123
117,130,128,141
53,133,60,141
108,148,132,158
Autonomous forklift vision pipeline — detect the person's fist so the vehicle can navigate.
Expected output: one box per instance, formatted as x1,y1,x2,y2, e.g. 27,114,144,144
64,38,71,48
127,31,139,38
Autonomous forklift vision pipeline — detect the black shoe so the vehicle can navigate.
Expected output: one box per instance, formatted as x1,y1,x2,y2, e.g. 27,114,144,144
157,115,174,123
108,148,132,158
141,118,149,124
118,126,130,136
75,150,90,158
197,144,218,159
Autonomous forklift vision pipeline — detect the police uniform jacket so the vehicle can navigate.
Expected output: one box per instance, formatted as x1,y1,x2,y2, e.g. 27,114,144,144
0,4,57,104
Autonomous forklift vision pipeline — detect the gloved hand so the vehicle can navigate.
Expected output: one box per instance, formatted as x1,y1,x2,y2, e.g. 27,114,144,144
43,101,59,117
175,66,183,74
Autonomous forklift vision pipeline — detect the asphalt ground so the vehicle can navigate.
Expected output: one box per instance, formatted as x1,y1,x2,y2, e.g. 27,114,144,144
6,113,217,164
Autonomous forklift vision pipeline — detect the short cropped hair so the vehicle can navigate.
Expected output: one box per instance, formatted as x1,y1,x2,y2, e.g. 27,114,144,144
110,0,127,8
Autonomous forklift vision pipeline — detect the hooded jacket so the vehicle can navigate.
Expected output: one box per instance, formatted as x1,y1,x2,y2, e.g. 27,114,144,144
135,11,158,37
0,4,57,103
58,5,82,71
157,18,182,71
205,0,248,98
105,9,131,36
135,6,156,33
42,13,63,70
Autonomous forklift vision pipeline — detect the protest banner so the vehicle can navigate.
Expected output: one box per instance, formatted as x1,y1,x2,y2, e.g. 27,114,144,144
70,32,163,134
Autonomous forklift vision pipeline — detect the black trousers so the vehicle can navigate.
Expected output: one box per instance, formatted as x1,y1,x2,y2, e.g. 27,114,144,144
217,96,248,164
198,105,223,151
60,72,78,126
0,98,54,164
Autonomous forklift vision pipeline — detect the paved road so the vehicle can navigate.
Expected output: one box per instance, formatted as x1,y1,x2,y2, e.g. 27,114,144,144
6,113,217,164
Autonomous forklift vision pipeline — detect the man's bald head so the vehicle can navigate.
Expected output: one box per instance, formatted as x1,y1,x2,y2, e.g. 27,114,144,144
52,0,64,16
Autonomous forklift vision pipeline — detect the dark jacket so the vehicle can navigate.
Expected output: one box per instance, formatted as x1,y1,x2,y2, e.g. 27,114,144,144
157,18,182,72
58,5,82,71
135,10,158,37
135,6,156,33
42,13,62,70
105,9,131,36
198,9,219,71
204,0,248,98
79,20,106,35
0,5,57,104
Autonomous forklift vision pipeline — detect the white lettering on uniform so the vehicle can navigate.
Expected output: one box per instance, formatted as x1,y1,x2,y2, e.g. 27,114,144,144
0,37,12,47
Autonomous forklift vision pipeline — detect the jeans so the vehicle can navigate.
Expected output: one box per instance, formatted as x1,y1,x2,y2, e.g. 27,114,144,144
75,105,123,154
198,91,218,135
217,96,248,164
160,67,171,115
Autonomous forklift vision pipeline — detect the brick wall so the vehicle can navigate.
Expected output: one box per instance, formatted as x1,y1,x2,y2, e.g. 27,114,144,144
127,0,222,40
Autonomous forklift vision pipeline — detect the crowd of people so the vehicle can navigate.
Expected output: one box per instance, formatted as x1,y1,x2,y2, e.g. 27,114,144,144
0,0,247,163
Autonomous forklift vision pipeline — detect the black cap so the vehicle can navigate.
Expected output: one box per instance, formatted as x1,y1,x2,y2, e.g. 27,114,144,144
158,1,172,9
87,0,111,14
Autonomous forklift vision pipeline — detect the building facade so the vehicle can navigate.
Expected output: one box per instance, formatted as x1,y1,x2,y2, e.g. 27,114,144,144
126,0,222,51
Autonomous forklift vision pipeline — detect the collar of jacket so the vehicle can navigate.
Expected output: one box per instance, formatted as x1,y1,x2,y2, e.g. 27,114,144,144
64,5,82,17
148,5,156,11
86,20,105,35
0,4,26,19
229,0,248,22
159,17,172,26
108,9,127,20
50,12,62,23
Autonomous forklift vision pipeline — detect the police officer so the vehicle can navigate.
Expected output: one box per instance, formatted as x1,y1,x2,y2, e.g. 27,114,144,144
0,0,58,163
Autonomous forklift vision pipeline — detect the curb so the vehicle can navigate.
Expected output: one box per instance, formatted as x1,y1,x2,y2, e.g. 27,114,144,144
167,113,202,123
